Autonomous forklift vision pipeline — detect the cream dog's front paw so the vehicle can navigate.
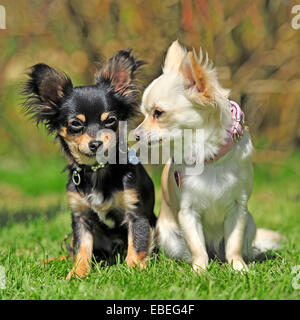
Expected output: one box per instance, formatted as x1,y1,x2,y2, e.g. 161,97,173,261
230,258,249,272
192,256,209,275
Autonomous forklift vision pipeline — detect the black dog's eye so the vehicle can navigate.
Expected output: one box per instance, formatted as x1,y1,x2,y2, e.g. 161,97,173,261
153,109,164,119
105,116,117,127
68,119,84,132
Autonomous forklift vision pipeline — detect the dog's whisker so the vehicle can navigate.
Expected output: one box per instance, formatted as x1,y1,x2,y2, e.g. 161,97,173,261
199,47,203,64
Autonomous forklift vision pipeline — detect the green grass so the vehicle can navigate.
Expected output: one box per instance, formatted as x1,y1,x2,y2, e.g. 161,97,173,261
0,151,299,300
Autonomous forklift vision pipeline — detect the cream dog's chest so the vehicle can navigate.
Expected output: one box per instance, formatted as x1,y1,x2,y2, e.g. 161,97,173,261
173,164,240,215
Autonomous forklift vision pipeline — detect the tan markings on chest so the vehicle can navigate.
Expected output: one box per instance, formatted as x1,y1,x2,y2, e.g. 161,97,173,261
67,189,139,215
67,191,90,213
113,189,139,211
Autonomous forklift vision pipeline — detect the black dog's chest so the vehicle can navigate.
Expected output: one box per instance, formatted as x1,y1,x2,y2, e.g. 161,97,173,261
67,165,139,224
87,191,123,219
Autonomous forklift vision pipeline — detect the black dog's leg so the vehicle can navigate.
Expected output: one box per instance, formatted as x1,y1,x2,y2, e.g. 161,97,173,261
66,212,94,279
125,212,154,269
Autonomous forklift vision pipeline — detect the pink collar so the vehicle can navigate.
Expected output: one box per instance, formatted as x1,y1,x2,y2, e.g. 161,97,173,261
174,100,245,187
205,100,245,163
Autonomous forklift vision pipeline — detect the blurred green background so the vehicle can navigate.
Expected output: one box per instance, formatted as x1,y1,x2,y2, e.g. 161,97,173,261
0,0,300,211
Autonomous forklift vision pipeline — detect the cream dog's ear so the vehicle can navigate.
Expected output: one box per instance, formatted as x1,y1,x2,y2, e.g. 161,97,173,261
163,40,186,74
180,49,217,102
180,50,231,108
180,51,207,93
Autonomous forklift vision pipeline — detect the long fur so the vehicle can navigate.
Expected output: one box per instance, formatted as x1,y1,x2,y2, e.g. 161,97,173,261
23,63,73,133
22,50,156,279
136,41,285,272
96,48,146,106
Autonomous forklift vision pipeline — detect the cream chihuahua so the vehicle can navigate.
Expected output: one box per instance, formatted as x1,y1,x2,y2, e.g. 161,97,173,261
134,41,284,273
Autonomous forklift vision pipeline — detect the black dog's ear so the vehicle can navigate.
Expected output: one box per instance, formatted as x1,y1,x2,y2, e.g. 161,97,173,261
96,49,145,102
23,63,73,133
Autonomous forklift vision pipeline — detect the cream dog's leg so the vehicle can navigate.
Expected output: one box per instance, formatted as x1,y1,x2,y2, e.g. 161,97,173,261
224,197,249,271
178,208,208,273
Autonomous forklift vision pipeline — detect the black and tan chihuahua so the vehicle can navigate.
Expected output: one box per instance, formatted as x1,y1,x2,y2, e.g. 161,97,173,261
24,49,156,279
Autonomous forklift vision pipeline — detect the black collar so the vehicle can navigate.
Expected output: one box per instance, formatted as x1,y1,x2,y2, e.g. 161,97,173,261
71,163,106,186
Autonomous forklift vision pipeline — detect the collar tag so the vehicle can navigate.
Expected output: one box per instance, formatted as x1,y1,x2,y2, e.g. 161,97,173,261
72,167,82,186
128,148,139,165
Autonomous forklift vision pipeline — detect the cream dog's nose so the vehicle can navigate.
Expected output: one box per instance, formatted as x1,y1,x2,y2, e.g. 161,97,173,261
134,128,143,141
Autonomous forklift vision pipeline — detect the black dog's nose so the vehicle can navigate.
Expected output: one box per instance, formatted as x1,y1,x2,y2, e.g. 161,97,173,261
89,140,103,152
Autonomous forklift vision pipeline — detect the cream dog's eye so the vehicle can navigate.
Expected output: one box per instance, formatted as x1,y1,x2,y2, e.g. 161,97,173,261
153,109,164,119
